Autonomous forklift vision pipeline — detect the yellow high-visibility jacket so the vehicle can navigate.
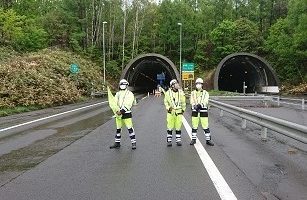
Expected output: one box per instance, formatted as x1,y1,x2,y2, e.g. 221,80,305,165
190,89,209,111
115,89,135,118
164,89,186,114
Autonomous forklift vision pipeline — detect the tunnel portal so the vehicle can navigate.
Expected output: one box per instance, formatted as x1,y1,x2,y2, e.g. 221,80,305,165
214,53,280,93
121,53,180,92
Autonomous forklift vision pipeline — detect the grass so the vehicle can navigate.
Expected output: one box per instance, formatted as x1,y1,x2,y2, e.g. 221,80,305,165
0,105,44,117
0,96,94,117
208,90,239,96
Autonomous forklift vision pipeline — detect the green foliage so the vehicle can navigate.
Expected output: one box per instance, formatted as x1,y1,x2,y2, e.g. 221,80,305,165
0,9,47,51
265,0,307,83
1,0,306,93
210,18,262,64
0,48,104,108
0,105,43,117
0,46,19,63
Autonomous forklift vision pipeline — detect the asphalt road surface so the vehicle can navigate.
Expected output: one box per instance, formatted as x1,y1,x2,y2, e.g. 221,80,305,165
0,96,306,200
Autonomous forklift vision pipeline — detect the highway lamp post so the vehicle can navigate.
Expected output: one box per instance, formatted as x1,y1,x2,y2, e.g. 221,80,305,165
103,21,107,89
178,22,182,82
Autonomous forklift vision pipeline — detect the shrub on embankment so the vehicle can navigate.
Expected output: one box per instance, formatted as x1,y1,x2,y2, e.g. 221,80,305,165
0,48,104,108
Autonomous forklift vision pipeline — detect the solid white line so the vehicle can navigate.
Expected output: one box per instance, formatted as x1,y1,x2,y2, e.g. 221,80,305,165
0,101,108,133
182,117,237,200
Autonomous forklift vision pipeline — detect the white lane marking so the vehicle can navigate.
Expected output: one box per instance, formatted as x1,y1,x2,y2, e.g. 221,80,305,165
0,101,108,133
182,117,237,200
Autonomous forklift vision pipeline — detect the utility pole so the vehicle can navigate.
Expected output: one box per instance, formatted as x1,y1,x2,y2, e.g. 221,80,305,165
103,21,107,86
178,22,182,80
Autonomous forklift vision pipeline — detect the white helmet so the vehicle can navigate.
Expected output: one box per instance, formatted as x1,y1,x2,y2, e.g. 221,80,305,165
119,79,129,86
170,79,178,87
195,78,204,84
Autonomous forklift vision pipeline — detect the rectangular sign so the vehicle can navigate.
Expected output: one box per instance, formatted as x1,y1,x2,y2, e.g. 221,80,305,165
182,63,194,72
157,73,165,81
182,72,194,80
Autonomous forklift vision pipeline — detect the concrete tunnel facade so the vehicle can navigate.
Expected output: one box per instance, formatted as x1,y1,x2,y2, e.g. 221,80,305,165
121,52,280,93
121,53,181,92
214,53,280,93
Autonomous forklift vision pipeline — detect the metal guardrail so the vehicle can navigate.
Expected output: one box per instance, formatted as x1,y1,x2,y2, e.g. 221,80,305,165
271,96,305,110
209,99,307,144
211,95,272,101
210,95,305,110
91,91,107,97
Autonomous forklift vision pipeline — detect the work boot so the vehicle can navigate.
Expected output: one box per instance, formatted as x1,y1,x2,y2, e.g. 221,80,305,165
176,141,182,146
206,140,214,146
132,143,136,150
167,142,172,147
190,139,196,145
110,143,121,149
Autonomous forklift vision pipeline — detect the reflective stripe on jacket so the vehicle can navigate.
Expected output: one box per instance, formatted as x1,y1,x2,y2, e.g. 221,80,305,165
115,89,135,114
164,89,186,114
190,90,209,112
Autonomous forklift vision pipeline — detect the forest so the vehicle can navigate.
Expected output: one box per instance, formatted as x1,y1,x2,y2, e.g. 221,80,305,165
0,0,306,85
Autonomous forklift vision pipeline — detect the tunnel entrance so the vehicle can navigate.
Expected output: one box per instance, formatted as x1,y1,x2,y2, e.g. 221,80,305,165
121,53,180,92
214,53,280,93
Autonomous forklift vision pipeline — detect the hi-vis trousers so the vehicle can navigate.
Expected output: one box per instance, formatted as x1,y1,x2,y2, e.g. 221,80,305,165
166,112,182,143
114,117,136,144
191,111,211,141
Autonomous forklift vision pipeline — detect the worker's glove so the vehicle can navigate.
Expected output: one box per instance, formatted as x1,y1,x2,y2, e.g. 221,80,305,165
168,107,173,113
193,104,202,112
120,109,126,114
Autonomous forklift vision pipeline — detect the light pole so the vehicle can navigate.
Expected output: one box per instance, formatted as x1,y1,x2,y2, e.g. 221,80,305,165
177,22,182,80
103,21,107,87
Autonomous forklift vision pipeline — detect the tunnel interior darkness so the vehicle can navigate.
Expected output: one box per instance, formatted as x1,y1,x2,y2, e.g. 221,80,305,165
215,54,279,93
121,54,180,92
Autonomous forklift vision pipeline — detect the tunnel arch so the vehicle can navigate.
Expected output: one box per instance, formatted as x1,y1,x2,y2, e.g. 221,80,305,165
121,53,180,92
214,53,280,93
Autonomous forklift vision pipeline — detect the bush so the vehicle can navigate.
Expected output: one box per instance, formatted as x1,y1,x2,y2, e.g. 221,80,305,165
0,48,104,108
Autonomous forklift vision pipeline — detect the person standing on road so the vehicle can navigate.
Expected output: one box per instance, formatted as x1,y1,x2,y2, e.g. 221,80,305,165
158,84,165,95
164,79,186,146
189,78,214,146
109,79,136,150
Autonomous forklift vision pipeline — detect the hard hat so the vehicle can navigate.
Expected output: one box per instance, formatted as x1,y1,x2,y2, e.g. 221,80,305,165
170,79,178,86
119,79,129,85
195,78,204,84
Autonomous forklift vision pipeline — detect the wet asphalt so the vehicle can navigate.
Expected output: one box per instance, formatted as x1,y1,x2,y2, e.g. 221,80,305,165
0,96,306,200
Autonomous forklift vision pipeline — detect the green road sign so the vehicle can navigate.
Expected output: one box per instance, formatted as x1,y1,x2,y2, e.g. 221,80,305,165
182,63,194,72
70,64,80,74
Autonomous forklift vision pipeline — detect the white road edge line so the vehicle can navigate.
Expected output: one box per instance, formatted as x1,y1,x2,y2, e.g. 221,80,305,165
0,101,108,133
182,117,237,200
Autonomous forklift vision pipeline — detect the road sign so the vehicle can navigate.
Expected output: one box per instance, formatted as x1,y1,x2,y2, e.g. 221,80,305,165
182,63,194,72
182,72,194,80
157,73,165,81
157,73,166,86
70,64,80,74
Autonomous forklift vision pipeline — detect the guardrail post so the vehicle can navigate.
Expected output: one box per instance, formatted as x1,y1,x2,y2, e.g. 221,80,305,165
277,96,280,107
261,127,267,141
220,110,224,117
302,99,305,110
241,119,247,129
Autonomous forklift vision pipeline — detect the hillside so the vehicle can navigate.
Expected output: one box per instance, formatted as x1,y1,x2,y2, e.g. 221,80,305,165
0,48,107,110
